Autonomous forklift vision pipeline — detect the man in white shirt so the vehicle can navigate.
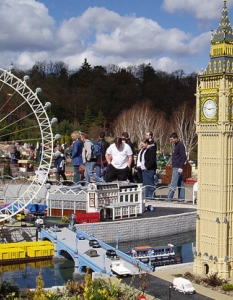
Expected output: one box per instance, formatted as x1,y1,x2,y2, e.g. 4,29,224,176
105,137,133,182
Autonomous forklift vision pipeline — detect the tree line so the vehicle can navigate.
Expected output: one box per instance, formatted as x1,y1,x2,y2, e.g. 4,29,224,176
0,59,197,158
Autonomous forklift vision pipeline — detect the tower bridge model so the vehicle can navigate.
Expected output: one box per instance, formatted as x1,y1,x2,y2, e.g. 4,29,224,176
46,182,146,221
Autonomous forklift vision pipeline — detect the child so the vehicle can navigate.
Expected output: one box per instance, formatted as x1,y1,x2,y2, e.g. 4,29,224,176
54,151,67,182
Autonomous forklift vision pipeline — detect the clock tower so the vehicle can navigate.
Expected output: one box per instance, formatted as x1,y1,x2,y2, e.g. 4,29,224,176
194,0,233,279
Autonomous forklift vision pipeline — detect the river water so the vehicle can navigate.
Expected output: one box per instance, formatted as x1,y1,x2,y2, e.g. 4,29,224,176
1,231,196,289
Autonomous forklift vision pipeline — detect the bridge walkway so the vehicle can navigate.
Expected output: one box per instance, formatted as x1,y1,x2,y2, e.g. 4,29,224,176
40,227,152,277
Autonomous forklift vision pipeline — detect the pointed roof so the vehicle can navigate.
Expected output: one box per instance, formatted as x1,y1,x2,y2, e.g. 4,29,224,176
203,0,233,75
213,0,233,41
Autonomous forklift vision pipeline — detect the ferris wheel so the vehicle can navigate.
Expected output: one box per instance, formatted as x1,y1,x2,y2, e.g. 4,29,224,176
0,67,56,222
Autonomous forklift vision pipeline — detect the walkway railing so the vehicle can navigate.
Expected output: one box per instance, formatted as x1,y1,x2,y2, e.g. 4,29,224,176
142,184,194,203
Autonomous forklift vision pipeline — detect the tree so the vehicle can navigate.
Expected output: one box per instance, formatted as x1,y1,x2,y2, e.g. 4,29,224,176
95,109,106,128
80,107,95,132
170,103,197,160
113,101,168,148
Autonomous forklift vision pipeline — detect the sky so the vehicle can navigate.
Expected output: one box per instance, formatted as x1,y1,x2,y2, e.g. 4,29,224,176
1,0,233,74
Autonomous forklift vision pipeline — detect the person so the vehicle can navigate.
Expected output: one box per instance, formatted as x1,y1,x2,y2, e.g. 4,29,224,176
80,132,97,185
141,139,157,199
122,132,134,182
71,131,83,183
14,149,21,162
105,137,133,182
9,141,17,164
54,150,67,182
165,132,187,203
36,143,43,162
145,131,159,188
134,141,146,183
95,132,110,180
29,151,35,161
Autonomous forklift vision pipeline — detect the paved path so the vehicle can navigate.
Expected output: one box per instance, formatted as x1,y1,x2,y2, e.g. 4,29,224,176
123,264,232,300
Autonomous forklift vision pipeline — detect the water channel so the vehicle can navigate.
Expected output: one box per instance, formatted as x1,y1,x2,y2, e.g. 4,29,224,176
1,231,196,289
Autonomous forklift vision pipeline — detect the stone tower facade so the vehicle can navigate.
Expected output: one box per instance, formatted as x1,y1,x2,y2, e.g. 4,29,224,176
193,0,233,279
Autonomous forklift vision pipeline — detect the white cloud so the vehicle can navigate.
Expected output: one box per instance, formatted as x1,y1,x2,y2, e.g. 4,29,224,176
0,0,213,73
0,0,55,54
162,0,233,21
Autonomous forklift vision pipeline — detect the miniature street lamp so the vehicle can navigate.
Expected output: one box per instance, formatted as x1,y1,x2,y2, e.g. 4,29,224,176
115,235,119,250
168,285,172,300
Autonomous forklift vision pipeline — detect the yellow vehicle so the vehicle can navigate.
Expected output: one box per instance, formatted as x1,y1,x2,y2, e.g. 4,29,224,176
16,214,25,221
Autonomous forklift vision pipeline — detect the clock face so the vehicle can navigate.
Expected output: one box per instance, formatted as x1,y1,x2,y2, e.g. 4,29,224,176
203,99,217,119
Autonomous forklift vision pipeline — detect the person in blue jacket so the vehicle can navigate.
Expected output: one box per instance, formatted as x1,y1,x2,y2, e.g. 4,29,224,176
71,131,83,183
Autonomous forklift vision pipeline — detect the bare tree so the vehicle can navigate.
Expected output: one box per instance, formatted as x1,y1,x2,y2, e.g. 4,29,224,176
170,103,197,160
114,101,169,149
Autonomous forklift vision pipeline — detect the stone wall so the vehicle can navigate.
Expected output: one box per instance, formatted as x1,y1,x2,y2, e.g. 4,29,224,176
76,211,196,243
1,212,196,244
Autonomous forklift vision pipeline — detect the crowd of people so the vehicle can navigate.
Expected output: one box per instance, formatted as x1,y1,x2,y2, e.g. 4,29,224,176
52,130,187,202
1,130,187,202
2,141,38,164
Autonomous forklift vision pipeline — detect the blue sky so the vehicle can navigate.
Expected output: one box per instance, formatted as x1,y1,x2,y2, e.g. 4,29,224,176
0,0,233,74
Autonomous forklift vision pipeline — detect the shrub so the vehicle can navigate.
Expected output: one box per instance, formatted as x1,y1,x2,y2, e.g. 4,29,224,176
195,278,201,284
222,283,233,291
65,279,84,296
61,215,70,223
0,281,20,300
202,273,227,287
184,271,195,281
174,273,183,278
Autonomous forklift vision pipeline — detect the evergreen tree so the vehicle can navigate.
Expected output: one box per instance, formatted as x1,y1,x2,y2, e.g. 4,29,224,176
80,107,94,132
81,58,91,71
95,109,106,127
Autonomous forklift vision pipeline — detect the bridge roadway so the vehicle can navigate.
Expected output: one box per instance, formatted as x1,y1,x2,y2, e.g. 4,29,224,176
40,226,153,277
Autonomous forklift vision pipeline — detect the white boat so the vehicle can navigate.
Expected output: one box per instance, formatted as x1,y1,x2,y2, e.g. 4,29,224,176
127,244,175,263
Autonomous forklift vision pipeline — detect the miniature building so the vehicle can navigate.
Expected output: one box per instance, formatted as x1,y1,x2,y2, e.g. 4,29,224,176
194,0,233,279
46,182,145,220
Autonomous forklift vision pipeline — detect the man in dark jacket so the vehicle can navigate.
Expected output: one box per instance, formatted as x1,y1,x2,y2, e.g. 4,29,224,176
166,132,187,202
141,139,157,199
95,132,110,180
146,131,159,187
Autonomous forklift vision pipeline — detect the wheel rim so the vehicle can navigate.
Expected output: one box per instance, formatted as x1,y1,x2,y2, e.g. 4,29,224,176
0,68,54,221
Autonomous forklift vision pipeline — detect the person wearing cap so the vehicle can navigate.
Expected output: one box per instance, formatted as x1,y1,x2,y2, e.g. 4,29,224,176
54,150,67,182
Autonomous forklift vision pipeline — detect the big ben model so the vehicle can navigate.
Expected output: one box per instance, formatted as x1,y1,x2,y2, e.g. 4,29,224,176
194,0,233,279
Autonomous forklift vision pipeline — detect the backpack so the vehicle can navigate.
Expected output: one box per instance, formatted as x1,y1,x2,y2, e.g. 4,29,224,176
91,141,101,158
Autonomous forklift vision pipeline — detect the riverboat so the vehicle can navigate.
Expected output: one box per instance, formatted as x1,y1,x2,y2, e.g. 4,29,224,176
126,244,175,263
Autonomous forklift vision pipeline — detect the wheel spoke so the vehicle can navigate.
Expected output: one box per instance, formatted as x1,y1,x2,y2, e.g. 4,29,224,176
0,68,54,221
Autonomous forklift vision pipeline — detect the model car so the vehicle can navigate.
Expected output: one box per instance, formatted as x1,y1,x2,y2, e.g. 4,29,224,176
89,239,100,248
106,249,119,259
84,249,99,257
76,233,85,240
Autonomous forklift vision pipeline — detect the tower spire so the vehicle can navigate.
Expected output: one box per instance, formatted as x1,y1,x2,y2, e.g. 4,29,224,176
204,0,233,74
213,0,232,41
